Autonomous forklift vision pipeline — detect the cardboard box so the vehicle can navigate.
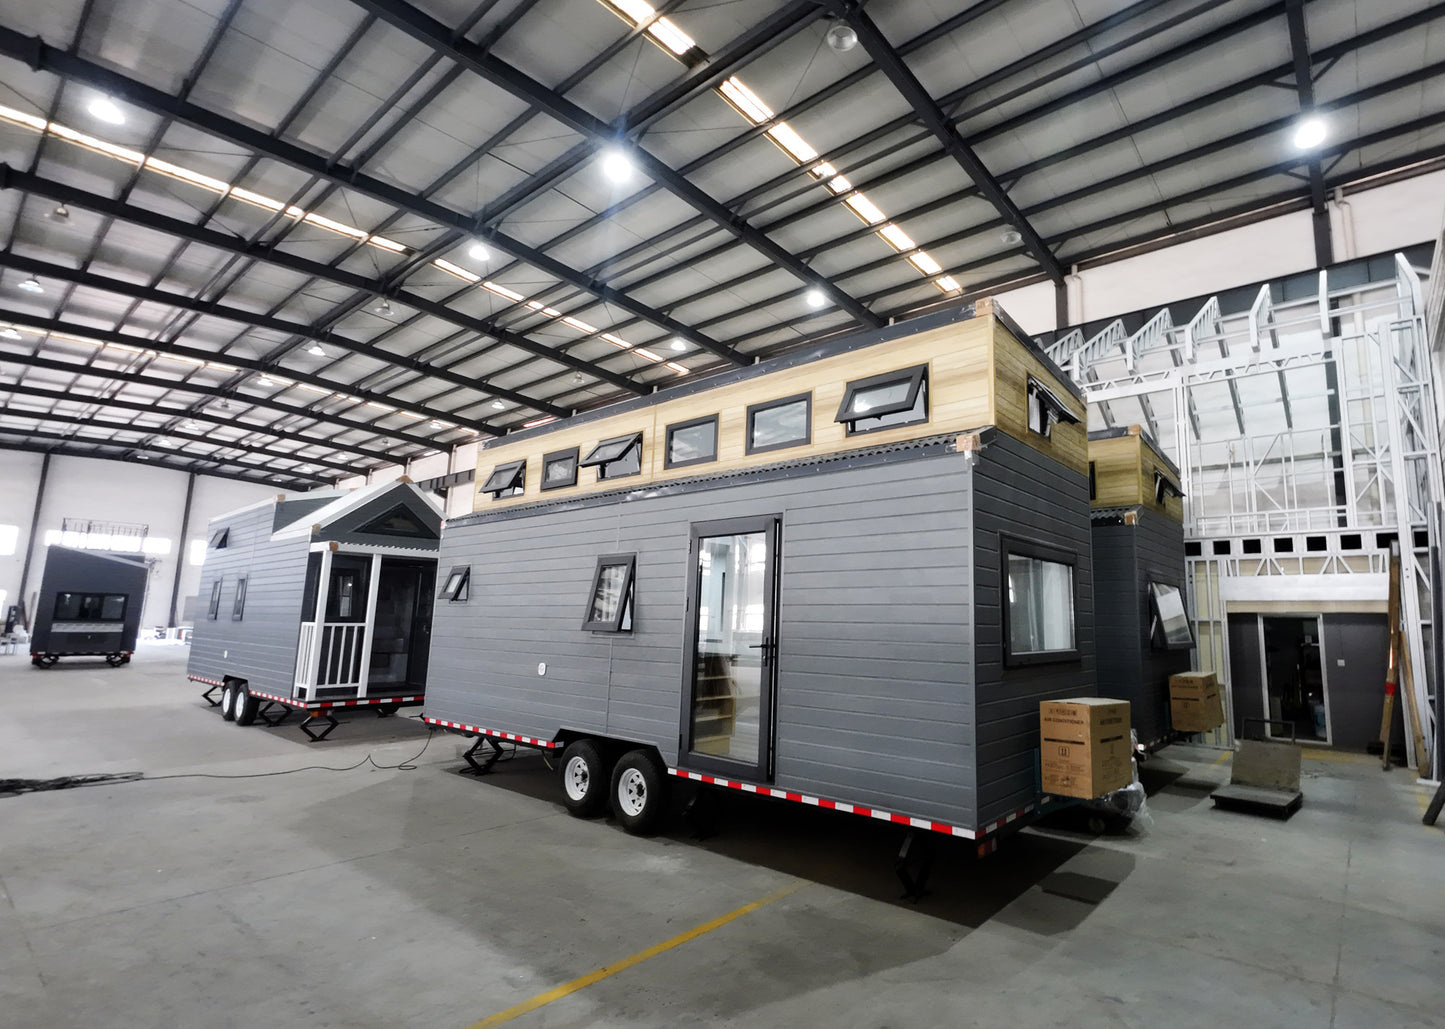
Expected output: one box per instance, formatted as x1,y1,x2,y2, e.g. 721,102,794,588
1039,698,1133,798
1169,671,1225,732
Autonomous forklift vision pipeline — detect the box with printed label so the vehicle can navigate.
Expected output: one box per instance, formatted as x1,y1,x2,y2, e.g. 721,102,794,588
1039,698,1133,798
1169,672,1224,731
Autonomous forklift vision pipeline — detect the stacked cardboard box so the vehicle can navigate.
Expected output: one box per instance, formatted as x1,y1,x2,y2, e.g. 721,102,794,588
1170,671,1225,732
1039,698,1132,798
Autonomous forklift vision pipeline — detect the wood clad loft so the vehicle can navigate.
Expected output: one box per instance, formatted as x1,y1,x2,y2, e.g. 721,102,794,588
472,300,1086,512
1088,427,1184,522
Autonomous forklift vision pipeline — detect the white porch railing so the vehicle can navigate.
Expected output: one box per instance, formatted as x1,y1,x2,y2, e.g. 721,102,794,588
293,621,367,694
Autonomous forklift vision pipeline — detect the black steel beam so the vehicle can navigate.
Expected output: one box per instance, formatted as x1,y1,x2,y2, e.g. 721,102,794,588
0,25,745,366
348,0,881,332
1285,0,1333,267
0,252,580,416
830,2,1064,285
0,348,443,454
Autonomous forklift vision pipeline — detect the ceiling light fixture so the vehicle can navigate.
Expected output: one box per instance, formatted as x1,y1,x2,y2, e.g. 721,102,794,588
670,338,686,352
600,149,633,183
17,276,43,294
373,297,392,316
88,95,125,125
1001,228,1023,246
805,288,827,309
1293,115,1327,150
491,399,505,410
468,242,489,261
47,203,70,221
0,327,21,340
825,22,859,53
571,370,585,384
306,343,326,357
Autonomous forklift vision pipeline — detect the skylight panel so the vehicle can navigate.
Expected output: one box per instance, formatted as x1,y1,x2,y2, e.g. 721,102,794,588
766,123,817,163
845,194,886,224
719,77,773,124
879,224,915,251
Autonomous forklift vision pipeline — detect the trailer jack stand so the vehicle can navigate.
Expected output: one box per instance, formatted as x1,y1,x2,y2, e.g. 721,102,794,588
201,684,223,707
257,701,293,727
299,710,339,742
895,829,936,902
461,736,505,775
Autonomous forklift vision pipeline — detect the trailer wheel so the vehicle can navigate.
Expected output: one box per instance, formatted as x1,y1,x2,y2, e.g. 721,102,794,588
610,749,668,835
32,655,58,669
220,682,237,722
105,653,125,668
234,686,257,726
560,739,610,818
377,703,400,716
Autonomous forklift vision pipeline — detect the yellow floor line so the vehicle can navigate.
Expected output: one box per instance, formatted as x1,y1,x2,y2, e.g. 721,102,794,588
1299,747,1375,765
1212,750,1232,766
465,879,807,1028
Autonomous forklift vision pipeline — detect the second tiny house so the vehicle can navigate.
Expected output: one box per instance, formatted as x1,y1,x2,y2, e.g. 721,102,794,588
426,301,1100,847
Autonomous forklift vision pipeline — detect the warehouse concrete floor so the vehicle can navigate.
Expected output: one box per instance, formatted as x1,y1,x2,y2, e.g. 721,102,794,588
1,645,1441,1029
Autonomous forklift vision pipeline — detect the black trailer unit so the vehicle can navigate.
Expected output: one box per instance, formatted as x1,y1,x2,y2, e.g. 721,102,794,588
1088,427,1193,751
426,301,1103,858
30,546,148,667
187,480,442,740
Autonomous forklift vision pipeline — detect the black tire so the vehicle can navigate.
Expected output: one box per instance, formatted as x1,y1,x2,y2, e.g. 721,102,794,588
610,749,668,835
377,703,401,716
234,686,257,726
220,682,237,722
560,740,610,818
105,654,125,668
33,655,58,669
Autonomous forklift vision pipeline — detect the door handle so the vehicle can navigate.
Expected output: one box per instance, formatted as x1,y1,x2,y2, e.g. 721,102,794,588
748,639,777,666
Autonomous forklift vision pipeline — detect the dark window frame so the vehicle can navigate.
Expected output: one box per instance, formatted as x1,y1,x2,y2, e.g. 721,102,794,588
209,527,229,549
582,553,636,633
580,432,644,481
232,577,248,620
52,592,128,622
1148,581,1195,650
835,363,929,436
1154,470,1183,505
664,414,719,470
208,578,224,620
745,392,812,455
1000,535,1081,668
359,503,431,537
541,447,580,491
479,459,527,499
1026,376,1081,440
439,565,471,602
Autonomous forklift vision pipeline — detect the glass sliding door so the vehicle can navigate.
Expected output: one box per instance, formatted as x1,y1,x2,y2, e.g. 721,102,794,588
682,516,780,780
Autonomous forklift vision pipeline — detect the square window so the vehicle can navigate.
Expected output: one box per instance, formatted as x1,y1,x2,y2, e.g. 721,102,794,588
580,433,643,480
1148,582,1194,650
541,448,579,491
583,554,636,633
665,415,718,469
208,578,224,620
480,459,526,499
439,565,471,602
232,578,248,620
100,594,127,621
835,364,928,435
746,393,811,455
1002,538,1079,666
1026,377,1080,439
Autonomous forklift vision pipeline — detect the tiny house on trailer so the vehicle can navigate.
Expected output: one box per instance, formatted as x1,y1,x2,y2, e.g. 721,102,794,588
426,300,1102,856
186,480,442,740
1088,427,1193,751
30,546,148,667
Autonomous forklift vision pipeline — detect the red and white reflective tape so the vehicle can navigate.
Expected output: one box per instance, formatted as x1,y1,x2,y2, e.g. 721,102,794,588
423,717,563,750
241,687,422,711
188,674,225,688
668,768,1036,842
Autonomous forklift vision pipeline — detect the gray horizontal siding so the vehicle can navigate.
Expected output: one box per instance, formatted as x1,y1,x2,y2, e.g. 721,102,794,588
186,505,310,696
1133,509,1192,741
973,433,1095,823
428,450,980,827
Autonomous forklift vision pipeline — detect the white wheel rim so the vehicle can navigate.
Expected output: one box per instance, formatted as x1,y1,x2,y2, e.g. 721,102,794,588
564,756,591,802
617,768,647,817
221,688,234,715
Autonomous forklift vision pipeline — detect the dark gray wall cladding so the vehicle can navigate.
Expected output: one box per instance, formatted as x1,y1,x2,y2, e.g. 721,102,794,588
186,503,311,697
1228,612,1265,736
973,432,1095,824
1093,510,1190,743
428,450,980,827
32,547,148,652
1320,613,1393,749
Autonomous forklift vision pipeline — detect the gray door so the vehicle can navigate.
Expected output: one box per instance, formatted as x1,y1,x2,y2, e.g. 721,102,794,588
682,516,780,780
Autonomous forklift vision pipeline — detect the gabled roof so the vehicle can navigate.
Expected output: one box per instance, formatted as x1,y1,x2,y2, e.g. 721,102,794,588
270,480,442,542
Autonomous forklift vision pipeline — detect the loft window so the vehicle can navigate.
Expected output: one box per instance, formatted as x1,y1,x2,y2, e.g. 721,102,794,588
480,460,526,499
53,592,128,622
232,578,248,620
1149,582,1195,650
746,393,811,454
439,565,471,602
665,415,718,469
582,554,635,633
836,364,928,435
1154,471,1183,505
1002,538,1079,666
541,447,579,491
209,528,229,548
581,433,643,480
359,504,431,537
1026,377,1080,439
208,578,224,620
